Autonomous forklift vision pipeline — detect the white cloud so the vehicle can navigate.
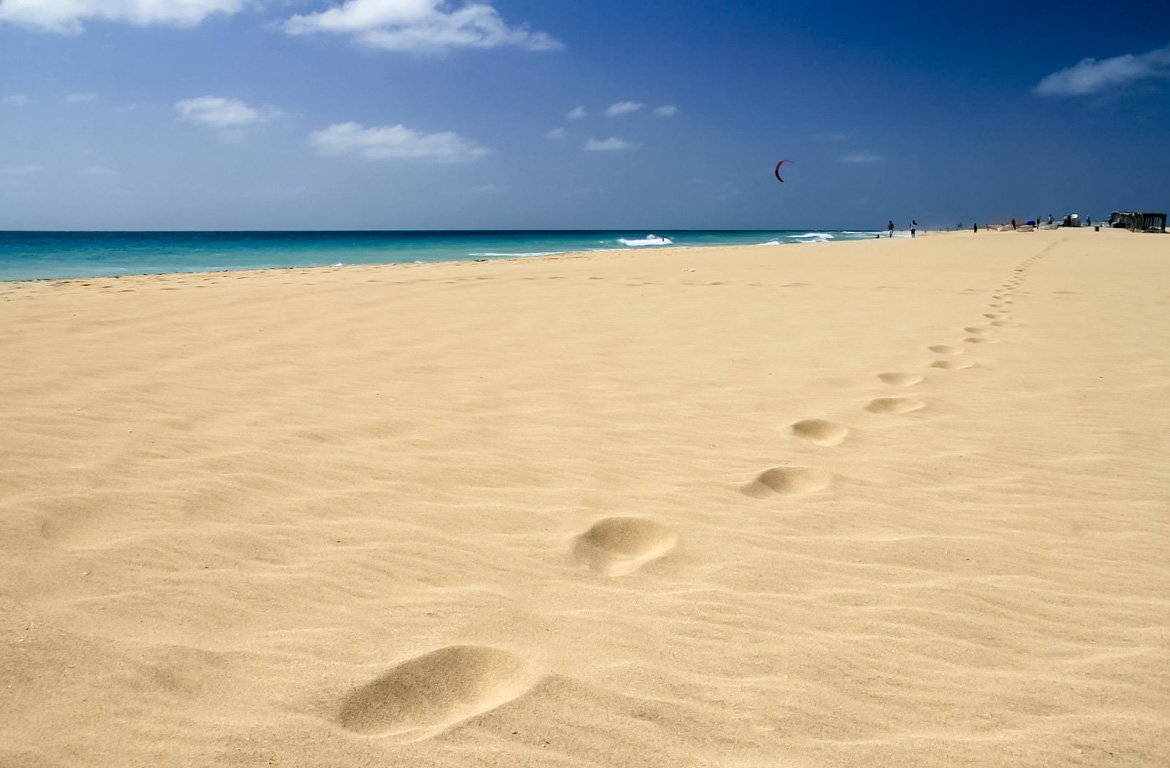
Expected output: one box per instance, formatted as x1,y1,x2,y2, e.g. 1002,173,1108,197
1036,44,1170,96
65,92,98,103
309,121,490,161
2,95,30,106
605,101,643,117
0,0,245,33
545,127,566,140
176,96,279,128
653,105,678,116
584,137,636,152
282,0,562,53
837,151,883,163
566,105,586,120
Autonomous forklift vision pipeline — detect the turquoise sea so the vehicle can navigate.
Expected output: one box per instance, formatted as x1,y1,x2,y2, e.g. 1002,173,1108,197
0,230,881,282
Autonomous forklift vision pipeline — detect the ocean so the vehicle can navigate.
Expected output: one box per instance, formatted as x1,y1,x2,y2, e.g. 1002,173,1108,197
0,230,881,282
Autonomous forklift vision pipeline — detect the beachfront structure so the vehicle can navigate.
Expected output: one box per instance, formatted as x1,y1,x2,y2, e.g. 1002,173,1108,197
1108,211,1167,232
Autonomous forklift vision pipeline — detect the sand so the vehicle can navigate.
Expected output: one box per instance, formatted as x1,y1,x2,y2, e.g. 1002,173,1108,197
2,228,1168,767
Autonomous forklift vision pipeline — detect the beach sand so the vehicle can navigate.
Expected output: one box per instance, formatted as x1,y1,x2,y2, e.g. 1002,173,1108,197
2,228,1168,767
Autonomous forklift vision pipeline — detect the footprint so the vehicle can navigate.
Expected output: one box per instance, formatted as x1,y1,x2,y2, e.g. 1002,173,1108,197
790,418,850,446
337,646,534,741
742,467,832,498
963,337,987,344
877,372,923,387
930,360,974,370
964,326,989,335
865,397,925,414
928,345,963,355
573,517,678,576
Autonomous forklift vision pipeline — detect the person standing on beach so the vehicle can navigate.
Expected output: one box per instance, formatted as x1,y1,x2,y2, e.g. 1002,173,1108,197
887,220,894,238
910,219,918,238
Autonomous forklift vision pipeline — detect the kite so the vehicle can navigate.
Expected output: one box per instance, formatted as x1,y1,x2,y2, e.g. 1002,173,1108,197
774,159,792,183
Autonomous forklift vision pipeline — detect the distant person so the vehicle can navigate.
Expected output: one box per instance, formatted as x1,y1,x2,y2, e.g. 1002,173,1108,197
973,222,978,233
910,219,918,238
1011,218,1017,230
887,220,894,238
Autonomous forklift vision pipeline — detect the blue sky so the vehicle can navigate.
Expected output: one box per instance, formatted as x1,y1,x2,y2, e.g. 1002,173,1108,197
1,0,1168,230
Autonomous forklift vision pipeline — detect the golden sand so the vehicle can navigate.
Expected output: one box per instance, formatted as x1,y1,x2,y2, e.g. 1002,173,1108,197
2,228,1168,766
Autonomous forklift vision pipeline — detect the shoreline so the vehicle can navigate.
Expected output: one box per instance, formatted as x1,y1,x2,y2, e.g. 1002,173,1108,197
0,228,977,288
0,228,893,285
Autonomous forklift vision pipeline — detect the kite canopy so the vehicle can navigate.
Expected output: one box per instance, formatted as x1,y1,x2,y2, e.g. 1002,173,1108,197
774,159,792,183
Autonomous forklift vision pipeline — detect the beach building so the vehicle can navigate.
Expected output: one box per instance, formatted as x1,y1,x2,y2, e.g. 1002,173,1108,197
1108,211,1167,232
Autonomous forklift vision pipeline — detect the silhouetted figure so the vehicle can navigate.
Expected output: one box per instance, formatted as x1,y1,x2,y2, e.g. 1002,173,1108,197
887,220,894,238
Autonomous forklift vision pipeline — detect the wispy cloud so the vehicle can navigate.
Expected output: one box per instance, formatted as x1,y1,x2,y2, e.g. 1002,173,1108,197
176,96,280,128
0,0,245,33
837,151,883,163
282,0,562,54
545,127,567,140
0,164,45,176
566,106,586,120
65,92,98,104
0,165,47,185
605,101,643,117
1036,44,1170,96
653,105,678,116
584,137,636,151
310,121,490,161
2,94,30,106
457,182,508,195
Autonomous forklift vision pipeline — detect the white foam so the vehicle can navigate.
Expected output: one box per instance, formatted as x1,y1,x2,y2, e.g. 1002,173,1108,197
469,251,564,258
791,232,834,242
618,235,672,247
